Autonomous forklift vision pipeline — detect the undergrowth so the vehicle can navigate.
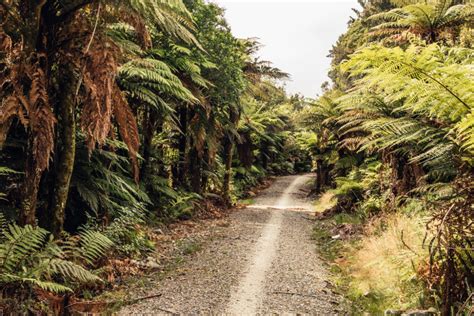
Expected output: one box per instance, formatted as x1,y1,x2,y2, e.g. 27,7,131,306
313,198,434,314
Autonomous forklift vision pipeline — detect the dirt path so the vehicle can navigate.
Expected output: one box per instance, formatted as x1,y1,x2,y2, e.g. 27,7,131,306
120,174,340,315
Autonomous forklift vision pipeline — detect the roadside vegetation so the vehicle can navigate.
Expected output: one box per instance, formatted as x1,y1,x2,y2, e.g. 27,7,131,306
309,0,473,314
0,0,473,314
0,0,310,313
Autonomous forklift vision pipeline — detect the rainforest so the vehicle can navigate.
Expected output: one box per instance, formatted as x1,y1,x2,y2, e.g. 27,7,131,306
0,0,473,315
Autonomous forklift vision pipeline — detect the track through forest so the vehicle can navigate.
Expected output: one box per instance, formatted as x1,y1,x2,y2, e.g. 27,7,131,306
120,174,341,314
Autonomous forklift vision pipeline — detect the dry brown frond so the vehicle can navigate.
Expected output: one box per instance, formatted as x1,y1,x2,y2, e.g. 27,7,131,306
120,11,152,50
81,42,116,152
28,64,56,172
112,86,140,182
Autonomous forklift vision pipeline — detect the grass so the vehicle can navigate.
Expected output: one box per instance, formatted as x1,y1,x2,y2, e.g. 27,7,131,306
239,198,256,206
312,196,432,314
348,214,431,311
313,192,336,213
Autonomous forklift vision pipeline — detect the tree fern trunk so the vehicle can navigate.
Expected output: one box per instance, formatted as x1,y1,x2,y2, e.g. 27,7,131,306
201,147,210,192
222,136,233,206
314,158,323,194
20,150,41,225
189,146,202,194
222,108,239,206
49,66,76,236
177,104,188,187
141,108,155,180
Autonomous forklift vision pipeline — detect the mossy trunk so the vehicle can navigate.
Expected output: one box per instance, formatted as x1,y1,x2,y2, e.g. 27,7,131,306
49,66,76,236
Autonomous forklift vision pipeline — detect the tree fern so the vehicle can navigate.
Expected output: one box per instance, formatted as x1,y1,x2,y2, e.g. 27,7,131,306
368,0,474,43
109,0,200,47
341,44,474,162
0,225,49,273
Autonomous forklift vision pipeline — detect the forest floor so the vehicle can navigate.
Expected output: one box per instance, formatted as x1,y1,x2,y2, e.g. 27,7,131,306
118,174,342,314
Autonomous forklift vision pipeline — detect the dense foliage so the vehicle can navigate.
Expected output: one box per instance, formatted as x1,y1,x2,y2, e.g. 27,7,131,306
0,0,473,314
0,0,309,312
311,0,473,313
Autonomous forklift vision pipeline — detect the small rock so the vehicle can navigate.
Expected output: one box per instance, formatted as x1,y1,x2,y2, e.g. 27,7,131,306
145,261,160,269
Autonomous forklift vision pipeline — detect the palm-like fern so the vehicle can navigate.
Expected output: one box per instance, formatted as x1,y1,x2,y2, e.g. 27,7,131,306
119,58,198,111
369,0,474,43
341,43,474,168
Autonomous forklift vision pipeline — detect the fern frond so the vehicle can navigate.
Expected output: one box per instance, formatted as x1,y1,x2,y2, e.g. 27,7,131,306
0,274,73,293
0,224,48,273
77,230,113,265
47,258,102,284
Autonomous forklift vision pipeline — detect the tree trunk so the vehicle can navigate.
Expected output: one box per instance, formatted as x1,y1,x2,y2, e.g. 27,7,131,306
19,1,49,226
140,108,155,180
189,147,202,194
222,136,233,206
49,66,76,236
176,104,188,187
222,108,239,206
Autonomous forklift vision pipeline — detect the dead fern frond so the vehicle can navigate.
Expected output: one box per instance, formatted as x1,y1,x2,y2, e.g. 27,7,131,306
112,87,140,182
81,42,116,153
28,64,56,172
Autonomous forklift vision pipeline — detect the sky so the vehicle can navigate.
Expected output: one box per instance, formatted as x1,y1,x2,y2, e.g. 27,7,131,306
211,0,361,98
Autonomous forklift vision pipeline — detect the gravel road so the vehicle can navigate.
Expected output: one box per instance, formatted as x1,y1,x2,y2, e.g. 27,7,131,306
120,174,341,315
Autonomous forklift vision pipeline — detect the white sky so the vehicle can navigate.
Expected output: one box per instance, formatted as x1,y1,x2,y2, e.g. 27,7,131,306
211,0,361,98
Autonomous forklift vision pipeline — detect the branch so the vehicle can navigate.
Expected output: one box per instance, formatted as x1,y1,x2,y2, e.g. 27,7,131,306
74,2,101,100
399,60,471,112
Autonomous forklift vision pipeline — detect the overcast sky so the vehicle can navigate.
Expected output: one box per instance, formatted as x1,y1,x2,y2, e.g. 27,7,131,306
211,0,360,98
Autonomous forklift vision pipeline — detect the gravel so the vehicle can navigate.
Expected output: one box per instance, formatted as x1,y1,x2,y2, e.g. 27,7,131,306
119,174,341,315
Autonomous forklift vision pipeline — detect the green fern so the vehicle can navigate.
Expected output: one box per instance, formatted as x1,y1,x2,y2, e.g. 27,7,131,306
368,0,474,43
339,43,473,176
0,224,112,294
